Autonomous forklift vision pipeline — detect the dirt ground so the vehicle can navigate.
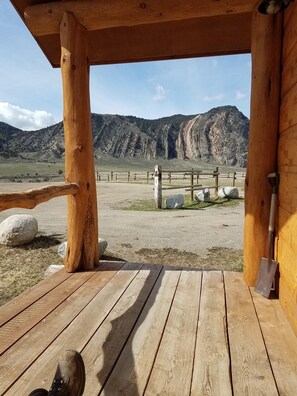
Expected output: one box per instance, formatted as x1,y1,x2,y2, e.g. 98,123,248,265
0,181,244,265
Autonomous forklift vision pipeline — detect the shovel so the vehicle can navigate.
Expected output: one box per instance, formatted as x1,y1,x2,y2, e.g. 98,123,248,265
255,173,279,298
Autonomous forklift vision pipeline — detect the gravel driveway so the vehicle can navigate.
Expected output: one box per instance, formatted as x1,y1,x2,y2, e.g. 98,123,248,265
0,182,244,266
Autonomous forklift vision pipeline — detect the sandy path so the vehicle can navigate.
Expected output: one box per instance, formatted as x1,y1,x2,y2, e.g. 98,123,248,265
0,182,244,262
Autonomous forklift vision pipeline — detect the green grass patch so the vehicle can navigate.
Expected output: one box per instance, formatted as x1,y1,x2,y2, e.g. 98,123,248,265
116,194,242,211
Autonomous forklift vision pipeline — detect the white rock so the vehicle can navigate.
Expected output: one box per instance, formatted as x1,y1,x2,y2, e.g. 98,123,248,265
45,264,64,277
0,214,38,246
195,188,211,202
165,194,184,209
218,187,239,199
58,238,108,259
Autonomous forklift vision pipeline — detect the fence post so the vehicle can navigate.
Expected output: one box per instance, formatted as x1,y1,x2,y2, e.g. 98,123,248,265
233,172,236,187
146,171,149,183
190,170,194,202
214,167,219,196
154,165,162,209
111,171,113,181
168,171,171,185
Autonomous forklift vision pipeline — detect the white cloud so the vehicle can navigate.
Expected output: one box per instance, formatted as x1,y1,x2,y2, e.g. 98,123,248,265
236,90,247,100
203,93,226,102
0,102,55,130
153,84,167,102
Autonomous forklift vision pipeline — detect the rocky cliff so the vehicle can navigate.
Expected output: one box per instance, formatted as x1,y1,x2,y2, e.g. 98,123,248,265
0,106,249,167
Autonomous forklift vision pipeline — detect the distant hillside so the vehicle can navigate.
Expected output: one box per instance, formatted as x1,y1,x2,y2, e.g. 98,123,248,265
0,106,249,167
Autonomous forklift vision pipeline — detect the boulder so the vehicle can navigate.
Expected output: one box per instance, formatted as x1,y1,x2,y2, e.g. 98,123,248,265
0,214,38,246
58,238,108,259
45,264,64,277
165,194,184,209
195,188,211,202
218,187,239,199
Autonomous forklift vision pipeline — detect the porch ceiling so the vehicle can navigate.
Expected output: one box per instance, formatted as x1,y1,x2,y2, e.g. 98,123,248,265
10,0,259,67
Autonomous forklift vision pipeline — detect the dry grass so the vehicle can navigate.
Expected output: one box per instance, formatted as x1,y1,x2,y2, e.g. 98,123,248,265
0,234,64,306
135,246,243,271
0,238,243,307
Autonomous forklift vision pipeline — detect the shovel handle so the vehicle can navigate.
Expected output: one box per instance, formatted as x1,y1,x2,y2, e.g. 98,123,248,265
268,192,277,232
267,190,277,260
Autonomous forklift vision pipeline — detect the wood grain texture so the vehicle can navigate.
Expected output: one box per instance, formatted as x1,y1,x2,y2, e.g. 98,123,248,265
0,183,78,212
83,265,162,395
1,264,296,394
0,268,71,327
35,12,252,67
283,0,297,61
3,262,130,395
145,270,202,396
24,0,258,37
60,12,99,271
191,271,232,396
279,277,297,337
101,268,181,396
281,31,297,97
0,271,101,395
244,8,282,286
224,272,278,396
279,82,297,133
0,271,95,355
252,288,297,395
278,124,297,167
278,171,297,214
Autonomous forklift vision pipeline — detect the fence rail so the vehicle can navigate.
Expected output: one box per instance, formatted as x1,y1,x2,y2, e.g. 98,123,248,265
96,166,245,209
96,168,245,187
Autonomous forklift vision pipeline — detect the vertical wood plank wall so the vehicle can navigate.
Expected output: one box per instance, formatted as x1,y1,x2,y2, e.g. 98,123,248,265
278,2,297,335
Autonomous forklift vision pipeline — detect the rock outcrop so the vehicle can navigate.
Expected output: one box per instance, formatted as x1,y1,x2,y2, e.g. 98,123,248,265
0,106,249,167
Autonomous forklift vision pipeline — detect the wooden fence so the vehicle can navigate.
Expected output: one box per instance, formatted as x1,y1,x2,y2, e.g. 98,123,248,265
96,168,244,187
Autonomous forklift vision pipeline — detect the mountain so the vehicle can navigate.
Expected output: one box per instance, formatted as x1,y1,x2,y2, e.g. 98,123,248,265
0,106,249,167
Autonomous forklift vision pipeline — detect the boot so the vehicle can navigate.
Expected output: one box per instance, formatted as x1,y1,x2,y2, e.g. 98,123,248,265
28,350,85,396
48,350,85,396
28,390,48,396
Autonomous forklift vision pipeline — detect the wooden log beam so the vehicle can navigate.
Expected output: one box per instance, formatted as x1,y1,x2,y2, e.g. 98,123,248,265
60,12,99,272
0,183,79,212
24,0,258,37
243,9,283,286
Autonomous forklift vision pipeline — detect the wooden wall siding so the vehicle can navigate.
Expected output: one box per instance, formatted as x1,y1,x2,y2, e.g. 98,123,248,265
278,0,297,335
243,9,282,285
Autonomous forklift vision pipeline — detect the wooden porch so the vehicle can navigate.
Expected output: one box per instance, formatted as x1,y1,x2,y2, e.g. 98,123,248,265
0,262,296,396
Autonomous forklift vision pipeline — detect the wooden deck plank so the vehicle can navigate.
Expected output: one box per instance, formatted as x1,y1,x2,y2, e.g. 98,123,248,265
252,288,297,396
0,262,126,395
145,269,202,396
0,270,95,355
190,271,232,396
101,267,181,396
224,272,279,396
1,265,296,396
0,269,72,327
83,265,163,395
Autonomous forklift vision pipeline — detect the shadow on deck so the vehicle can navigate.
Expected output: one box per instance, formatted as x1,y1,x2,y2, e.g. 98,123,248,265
0,261,296,395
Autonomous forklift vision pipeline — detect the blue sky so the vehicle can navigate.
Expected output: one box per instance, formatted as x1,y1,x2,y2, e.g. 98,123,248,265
0,0,251,130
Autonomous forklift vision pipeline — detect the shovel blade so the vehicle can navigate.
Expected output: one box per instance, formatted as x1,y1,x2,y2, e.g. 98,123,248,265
255,258,279,298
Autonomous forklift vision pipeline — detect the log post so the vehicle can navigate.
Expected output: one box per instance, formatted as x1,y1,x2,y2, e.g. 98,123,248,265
60,12,99,272
190,170,194,202
154,165,162,209
214,167,219,197
244,9,282,285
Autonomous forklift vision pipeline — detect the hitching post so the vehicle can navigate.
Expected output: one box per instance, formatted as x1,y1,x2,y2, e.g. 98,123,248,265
154,165,162,209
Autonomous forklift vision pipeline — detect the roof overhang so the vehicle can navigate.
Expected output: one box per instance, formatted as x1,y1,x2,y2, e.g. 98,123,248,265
10,1,259,67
